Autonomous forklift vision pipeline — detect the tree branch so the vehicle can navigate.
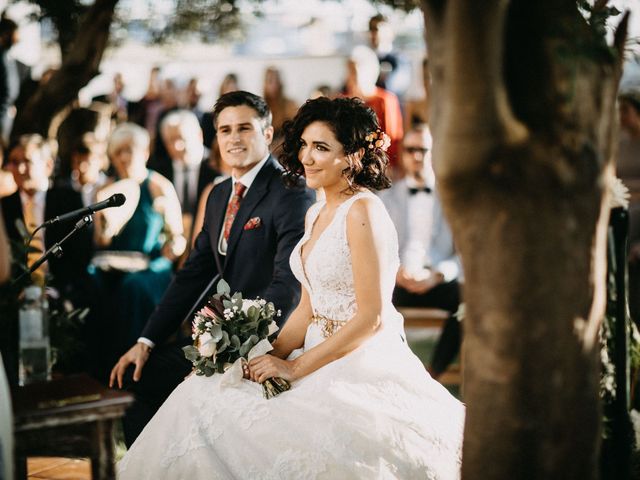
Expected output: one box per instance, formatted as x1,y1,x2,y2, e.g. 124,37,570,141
12,0,118,139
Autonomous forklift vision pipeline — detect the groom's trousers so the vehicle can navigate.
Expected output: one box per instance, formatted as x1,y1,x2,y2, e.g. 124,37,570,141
121,340,192,447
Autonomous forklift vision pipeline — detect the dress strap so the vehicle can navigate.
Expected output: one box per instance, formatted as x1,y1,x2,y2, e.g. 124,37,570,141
334,190,376,232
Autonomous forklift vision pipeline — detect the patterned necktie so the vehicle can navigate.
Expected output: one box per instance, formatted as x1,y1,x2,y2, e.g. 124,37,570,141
223,182,247,241
23,195,45,272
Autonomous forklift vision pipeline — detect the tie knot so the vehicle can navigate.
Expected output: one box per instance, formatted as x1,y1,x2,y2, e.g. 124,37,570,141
234,182,246,197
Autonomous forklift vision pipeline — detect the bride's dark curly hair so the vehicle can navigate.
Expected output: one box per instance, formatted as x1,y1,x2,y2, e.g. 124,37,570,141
279,97,391,192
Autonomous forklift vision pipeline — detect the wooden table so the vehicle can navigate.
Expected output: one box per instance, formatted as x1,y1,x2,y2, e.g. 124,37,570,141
12,374,133,480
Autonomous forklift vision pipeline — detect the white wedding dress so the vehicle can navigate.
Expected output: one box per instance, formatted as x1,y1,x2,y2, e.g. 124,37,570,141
118,191,464,480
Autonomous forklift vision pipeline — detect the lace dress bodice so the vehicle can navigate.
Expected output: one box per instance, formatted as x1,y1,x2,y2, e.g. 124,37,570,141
290,191,402,343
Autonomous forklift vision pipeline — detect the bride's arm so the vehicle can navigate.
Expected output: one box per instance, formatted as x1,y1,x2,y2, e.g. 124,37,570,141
249,197,385,382
269,287,313,359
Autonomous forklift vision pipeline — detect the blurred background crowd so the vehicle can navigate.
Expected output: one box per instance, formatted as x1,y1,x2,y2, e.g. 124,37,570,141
0,0,639,384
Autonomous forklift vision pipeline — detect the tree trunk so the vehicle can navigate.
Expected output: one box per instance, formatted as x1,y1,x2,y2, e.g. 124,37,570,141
421,1,628,478
11,0,118,140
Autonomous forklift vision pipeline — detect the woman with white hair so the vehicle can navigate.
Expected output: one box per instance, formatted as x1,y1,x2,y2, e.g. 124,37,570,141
91,123,186,375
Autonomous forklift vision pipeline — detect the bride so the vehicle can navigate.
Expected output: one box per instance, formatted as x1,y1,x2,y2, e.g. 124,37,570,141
118,97,464,479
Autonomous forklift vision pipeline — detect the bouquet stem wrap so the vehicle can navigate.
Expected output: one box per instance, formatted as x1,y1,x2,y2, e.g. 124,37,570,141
220,339,290,399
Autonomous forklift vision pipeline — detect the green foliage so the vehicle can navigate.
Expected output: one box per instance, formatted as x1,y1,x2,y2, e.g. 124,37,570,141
576,0,622,61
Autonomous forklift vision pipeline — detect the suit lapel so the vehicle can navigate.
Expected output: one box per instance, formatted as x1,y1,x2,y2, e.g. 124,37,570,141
2,191,24,240
224,159,273,262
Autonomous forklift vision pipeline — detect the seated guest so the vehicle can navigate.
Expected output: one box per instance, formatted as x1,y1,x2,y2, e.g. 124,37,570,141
92,123,186,368
0,172,15,198
55,107,111,205
0,134,94,293
378,124,462,377
263,66,298,151
344,45,403,172
150,109,218,218
67,133,109,206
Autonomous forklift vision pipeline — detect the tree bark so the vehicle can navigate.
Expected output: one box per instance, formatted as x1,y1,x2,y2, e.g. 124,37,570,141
11,0,118,140
421,0,628,478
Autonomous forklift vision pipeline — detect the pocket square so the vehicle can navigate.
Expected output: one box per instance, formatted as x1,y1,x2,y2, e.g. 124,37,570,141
243,217,262,230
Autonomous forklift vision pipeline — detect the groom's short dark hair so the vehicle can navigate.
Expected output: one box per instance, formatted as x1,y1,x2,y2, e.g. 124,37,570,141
212,91,272,131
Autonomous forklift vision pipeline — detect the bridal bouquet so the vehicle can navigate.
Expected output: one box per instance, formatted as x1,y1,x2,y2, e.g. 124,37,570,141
182,279,290,399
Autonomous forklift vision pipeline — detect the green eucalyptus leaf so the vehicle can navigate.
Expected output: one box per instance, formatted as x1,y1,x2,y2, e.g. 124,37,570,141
183,345,200,362
216,278,230,295
209,323,223,342
217,330,230,354
247,306,259,322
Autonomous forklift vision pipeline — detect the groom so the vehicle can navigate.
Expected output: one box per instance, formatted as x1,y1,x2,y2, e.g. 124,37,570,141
110,91,314,446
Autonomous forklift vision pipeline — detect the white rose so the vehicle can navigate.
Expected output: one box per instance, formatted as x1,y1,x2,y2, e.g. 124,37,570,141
198,332,217,358
241,299,261,315
268,321,279,336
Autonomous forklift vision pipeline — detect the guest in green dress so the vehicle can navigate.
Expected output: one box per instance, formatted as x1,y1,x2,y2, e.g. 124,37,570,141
91,123,186,374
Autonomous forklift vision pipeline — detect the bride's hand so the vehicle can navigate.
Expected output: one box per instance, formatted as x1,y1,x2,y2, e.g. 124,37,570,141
248,354,298,383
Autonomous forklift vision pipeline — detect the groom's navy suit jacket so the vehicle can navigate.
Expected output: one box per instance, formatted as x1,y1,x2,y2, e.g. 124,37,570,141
140,156,314,345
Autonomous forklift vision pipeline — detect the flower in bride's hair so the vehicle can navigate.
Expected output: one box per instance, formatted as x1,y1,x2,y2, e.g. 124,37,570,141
365,129,391,152
379,132,391,151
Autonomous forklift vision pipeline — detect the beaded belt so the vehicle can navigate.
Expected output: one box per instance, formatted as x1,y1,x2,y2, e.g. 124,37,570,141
311,312,347,338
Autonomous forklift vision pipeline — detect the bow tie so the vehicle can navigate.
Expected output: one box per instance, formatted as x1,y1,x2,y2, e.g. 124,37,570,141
408,186,432,195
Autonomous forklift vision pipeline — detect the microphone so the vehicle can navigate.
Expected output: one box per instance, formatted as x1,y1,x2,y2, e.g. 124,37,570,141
43,193,126,226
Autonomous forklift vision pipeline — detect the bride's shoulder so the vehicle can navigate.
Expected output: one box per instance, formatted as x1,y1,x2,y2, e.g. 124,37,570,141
345,192,389,229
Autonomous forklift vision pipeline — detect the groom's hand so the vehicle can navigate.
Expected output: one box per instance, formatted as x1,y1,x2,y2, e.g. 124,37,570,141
109,342,152,389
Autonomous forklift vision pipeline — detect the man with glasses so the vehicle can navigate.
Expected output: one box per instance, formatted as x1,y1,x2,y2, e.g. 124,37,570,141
379,124,462,378
1,135,95,295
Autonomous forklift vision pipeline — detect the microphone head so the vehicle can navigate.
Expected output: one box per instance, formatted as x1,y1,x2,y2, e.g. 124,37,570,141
111,193,126,206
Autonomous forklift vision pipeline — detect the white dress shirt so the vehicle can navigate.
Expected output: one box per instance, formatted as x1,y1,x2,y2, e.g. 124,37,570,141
172,159,200,214
403,176,435,275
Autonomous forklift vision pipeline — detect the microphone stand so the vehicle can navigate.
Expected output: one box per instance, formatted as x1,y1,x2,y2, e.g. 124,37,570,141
13,215,94,285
